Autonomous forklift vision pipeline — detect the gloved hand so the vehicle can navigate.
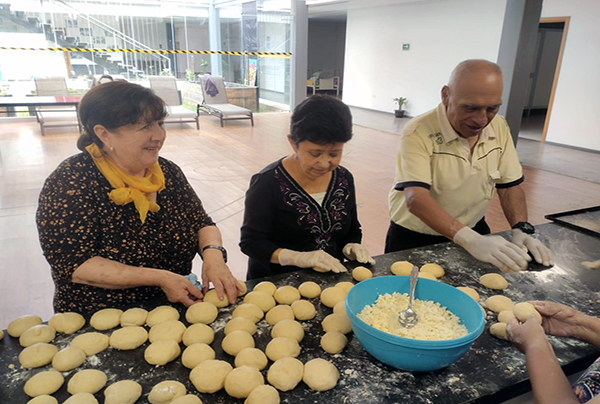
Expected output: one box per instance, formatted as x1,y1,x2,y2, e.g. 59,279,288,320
343,243,376,265
278,249,347,273
511,229,554,267
453,226,530,272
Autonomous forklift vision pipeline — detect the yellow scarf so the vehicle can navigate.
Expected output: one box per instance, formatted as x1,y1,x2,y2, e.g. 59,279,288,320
86,143,165,224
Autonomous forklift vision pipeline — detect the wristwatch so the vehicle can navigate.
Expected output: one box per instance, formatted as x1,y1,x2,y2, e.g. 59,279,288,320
512,221,535,235
200,245,228,263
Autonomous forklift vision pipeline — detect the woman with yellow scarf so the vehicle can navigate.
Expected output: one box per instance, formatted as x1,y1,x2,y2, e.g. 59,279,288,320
36,80,242,313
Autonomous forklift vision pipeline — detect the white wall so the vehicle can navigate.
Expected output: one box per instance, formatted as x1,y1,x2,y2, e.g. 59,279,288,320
541,1,600,151
343,0,506,116
308,20,346,79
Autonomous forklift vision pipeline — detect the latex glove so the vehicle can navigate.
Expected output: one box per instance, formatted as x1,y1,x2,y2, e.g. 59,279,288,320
511,229,554,267
343,243,376,265
278,249,347,273
453,227,530,272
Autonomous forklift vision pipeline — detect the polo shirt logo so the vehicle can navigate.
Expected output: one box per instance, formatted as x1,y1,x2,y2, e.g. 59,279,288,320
428,132,444,145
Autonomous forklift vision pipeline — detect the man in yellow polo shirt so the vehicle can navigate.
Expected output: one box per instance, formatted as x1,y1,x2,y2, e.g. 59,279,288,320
386,59,553,272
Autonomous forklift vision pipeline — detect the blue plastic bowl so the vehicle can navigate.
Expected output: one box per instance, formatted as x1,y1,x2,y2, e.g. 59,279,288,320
345,275,485,372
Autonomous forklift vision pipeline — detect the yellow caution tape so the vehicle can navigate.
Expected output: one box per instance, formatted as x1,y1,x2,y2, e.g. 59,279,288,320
0,46,291,57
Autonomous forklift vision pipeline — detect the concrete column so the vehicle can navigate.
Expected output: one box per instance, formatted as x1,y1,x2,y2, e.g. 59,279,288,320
208,0,222,75
497,0,543,145
290,0,308,109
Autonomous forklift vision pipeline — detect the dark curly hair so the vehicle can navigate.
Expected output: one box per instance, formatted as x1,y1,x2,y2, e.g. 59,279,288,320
76,80,167,151
289,94,353,145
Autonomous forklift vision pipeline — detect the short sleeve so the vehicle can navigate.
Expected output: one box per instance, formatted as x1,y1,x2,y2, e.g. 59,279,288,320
36,162,100,284
394,129,433,191
494,116,524,188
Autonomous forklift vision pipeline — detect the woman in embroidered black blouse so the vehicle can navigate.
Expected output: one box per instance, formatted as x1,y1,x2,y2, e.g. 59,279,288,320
240,95,375,280
37,81,241,313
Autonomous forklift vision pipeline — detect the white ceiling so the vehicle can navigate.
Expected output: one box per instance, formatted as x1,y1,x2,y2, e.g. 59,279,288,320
308,0,430,21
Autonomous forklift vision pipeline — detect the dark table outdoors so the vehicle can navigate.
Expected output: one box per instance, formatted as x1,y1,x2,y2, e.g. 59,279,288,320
0,95,82,135
1,223,600,404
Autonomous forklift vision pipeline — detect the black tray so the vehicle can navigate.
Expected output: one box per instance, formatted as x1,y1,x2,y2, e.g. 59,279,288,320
545,205,600,237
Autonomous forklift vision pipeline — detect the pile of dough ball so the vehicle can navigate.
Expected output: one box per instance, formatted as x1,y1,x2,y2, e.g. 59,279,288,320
389,261,446,281
490,301,543,341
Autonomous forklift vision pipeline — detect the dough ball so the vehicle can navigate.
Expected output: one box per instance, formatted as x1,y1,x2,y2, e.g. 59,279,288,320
320,287,346,308
146,305,180,327
237,279,248,296
182,323,214,346
312,266,330,273
148,380,186,404
485,295,514,313
271,319,304,342
109,326,148,350
320,331,348,354
26,395,58,404
149,320,186,343
390,261,413,276
204,289,230,308
265,305,294,325
104,380,142,404
418,272,437,280
182,343,215,369
224,365,264,398
497,310,516,323
244,291,276,312
185,302,218,325
291,300,316,321
19,343,58,369
273,286,301,305
222,330,255,356
189,359,233,394
120,308,148,327
0,330,3,340
71,332,109,356
335,282,354,294
265,337,301,361
298,281,321,298
253,281,277,296
333,300,346,315
48,312,85,334
225,317,257,336
352,266,373,281
480,273,508,290
267,357,304,392
170,395,203,404
322,313,352,334
52,346,86,372
420,263,445,278
144,340,181,366
490,322,509,340
235,347,268,370
20,325,56,347
63,393,98,404
67,369,107,394
24,370,64,397
302,358,339,391
245,385,280,404
513,302,543,324
90,308,123,331
232,303,264,323
8,314,43,338
457,286,480,301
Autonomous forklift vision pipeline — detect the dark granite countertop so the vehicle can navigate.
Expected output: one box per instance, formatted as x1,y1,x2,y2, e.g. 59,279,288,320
1,223,599,404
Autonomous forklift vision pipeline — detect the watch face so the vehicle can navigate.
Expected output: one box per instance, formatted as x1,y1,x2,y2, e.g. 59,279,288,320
516,222,535,234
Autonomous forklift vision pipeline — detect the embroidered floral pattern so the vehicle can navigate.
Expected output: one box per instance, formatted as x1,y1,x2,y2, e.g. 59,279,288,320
276,165,350,251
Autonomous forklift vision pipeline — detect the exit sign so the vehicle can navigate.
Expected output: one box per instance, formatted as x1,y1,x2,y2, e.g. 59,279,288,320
402,43,410,51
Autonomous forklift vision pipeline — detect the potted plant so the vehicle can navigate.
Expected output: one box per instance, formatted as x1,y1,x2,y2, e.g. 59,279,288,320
393,97,407,118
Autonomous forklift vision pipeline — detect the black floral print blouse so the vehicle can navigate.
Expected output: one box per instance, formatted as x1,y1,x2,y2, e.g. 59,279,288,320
36,152,214,313
240,159,362,280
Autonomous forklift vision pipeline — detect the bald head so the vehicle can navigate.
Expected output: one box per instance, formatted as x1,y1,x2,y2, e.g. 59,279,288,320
448,59,503,88
441,59,504,139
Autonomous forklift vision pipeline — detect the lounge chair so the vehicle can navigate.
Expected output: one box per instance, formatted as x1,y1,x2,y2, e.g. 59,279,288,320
198,75,254,127
148,76,199,130
34,77,80,136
